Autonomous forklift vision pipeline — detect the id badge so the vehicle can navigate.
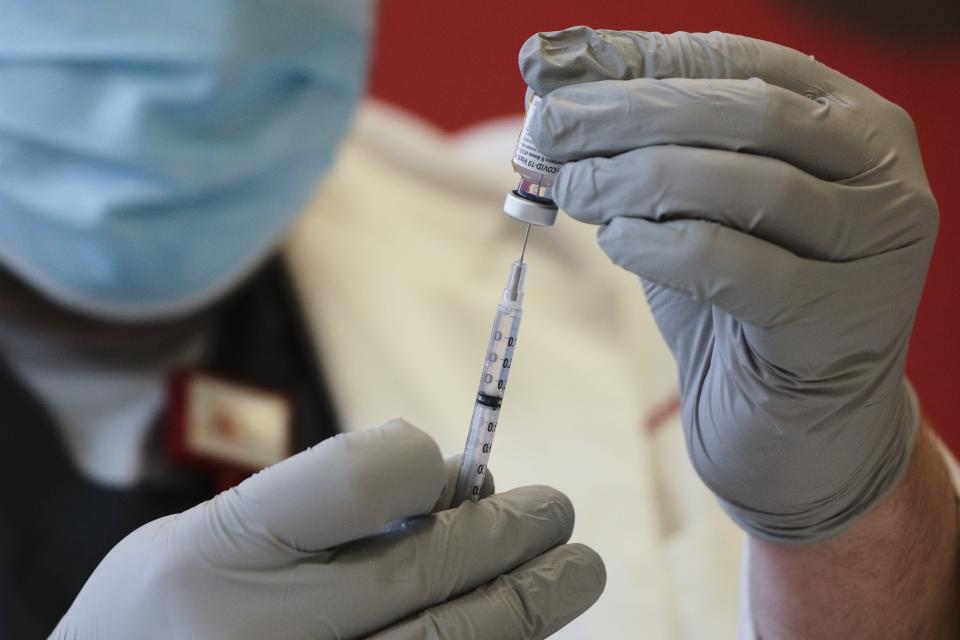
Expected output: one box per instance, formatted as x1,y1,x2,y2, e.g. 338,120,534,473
168,370,292,473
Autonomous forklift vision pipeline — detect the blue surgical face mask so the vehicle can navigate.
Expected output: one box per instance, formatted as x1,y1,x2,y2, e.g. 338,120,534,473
0,0,374,320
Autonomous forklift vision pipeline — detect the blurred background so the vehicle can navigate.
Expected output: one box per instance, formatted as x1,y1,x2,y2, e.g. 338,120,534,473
368,0,960,452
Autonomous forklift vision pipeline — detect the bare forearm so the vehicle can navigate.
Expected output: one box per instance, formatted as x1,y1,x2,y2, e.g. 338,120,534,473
750,424,960,639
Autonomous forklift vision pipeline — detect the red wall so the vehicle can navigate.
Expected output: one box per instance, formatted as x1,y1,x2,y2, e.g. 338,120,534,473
369,1,960,452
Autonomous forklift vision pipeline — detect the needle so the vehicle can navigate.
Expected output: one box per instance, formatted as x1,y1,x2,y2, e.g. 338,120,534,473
519,223,532,264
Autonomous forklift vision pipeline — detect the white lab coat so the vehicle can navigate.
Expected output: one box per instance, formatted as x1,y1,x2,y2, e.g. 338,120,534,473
285,100,746,639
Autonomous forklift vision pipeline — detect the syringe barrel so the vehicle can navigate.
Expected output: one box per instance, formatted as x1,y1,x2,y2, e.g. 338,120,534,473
452,294,524,505
452,401,502,504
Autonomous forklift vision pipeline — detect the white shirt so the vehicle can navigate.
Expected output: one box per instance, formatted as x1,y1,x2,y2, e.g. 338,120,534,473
288,101,960,638
286,100,745,639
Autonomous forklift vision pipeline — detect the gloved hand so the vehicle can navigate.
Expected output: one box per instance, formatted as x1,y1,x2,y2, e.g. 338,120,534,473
52,419,605,639
520,28,938,543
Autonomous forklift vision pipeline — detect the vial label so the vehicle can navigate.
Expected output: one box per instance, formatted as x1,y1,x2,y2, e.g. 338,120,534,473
513,95,563,180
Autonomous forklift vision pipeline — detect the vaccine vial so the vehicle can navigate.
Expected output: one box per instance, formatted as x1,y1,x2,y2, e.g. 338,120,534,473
503,94,561,227
512,94,563,201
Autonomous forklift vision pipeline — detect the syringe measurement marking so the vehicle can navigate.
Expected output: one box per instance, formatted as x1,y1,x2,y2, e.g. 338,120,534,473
453,255,528,507
457,311,520,501
469,320,518,494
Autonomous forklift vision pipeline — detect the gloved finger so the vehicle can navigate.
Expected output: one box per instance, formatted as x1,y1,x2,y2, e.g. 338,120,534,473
555,146,896,262
520,27,858,100
291,485,577,638
596,217,837,329
178,418,446,569
367,543,606,640
641,280,712,383
433,455,495,512
531,77,866,181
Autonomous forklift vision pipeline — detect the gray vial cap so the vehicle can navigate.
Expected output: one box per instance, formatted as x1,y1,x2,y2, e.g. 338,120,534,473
503,190,558,226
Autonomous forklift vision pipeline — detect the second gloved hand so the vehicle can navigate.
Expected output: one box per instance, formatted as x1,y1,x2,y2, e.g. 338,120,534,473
52,418,604,639
521,28,938,543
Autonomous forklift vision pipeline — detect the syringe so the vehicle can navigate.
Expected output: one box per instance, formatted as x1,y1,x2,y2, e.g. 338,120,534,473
451,225,531,505
451,90,560,505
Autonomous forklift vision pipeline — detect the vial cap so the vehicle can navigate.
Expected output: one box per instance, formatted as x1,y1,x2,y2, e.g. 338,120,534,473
503,190,558,226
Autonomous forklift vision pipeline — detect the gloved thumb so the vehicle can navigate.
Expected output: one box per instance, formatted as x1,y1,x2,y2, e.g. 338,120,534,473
177,418,447,570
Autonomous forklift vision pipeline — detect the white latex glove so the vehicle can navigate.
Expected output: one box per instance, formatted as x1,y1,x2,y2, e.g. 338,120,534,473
52,419,605,639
